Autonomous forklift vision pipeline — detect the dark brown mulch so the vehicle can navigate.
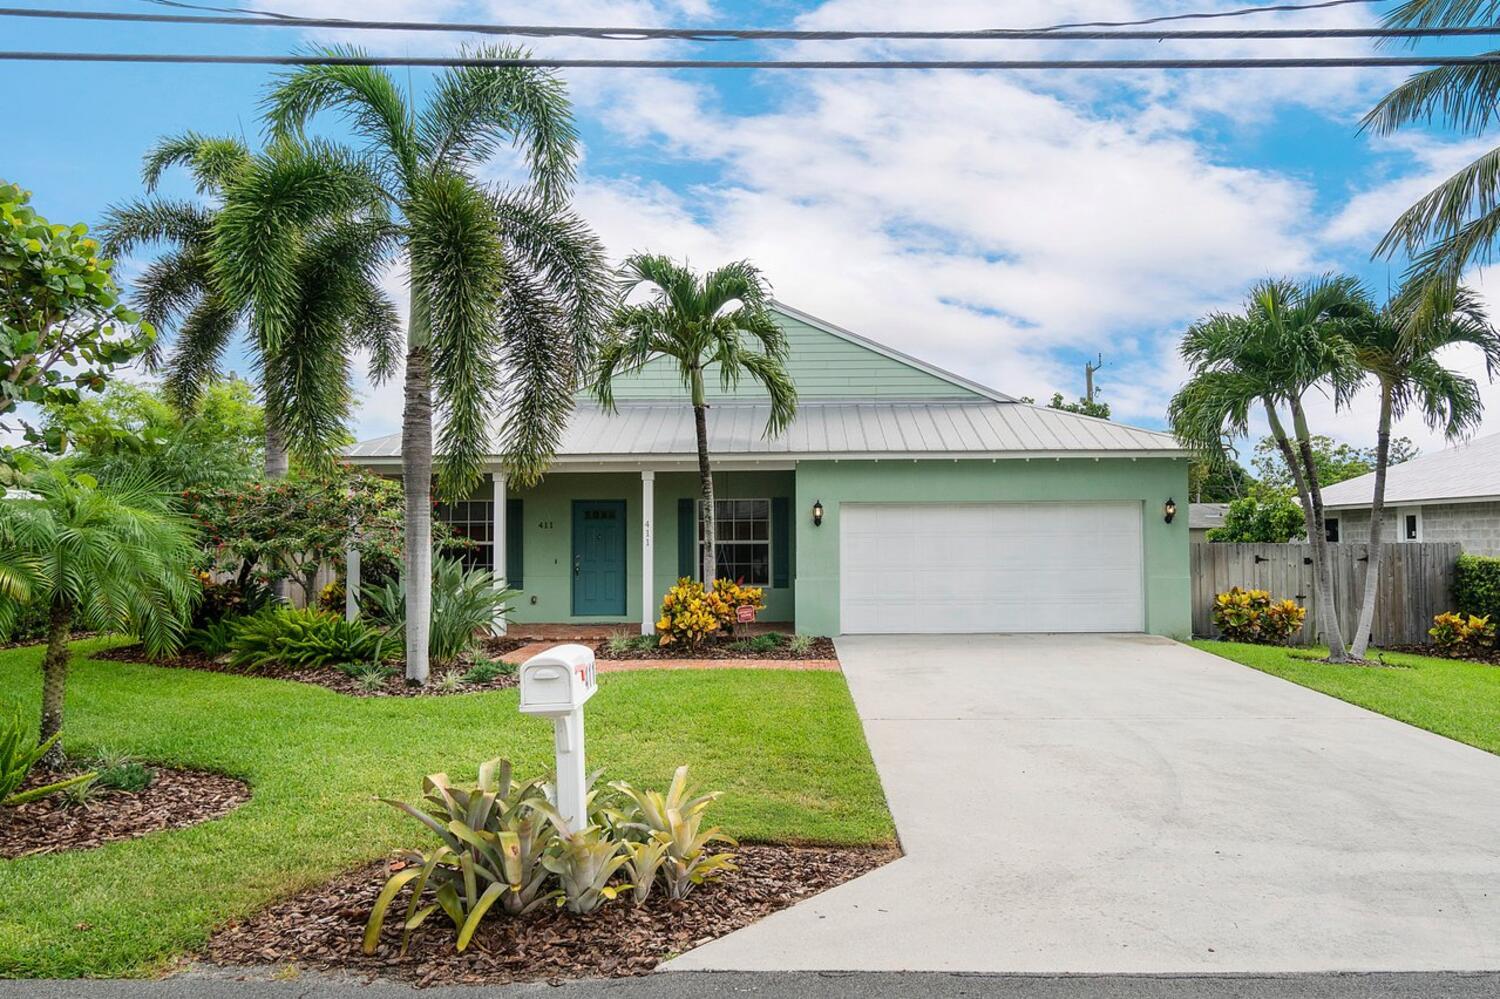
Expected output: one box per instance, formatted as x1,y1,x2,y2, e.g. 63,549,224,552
204,843,896,987
0,765,249,859
1380,643,1500,666
0,630,96,651
90,641,528,698
598,635,838,661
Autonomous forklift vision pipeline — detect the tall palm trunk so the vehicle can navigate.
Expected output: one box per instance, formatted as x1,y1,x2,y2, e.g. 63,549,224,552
403,338,434,686
1351,384,1394,660
691,366,716,591
264,415,291,602
1290,397,1349,662
1264,403,1329,649
38,603,73,769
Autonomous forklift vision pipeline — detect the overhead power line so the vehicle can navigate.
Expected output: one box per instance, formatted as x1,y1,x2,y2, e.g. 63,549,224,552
4,51,1500,70
0,4,1486,43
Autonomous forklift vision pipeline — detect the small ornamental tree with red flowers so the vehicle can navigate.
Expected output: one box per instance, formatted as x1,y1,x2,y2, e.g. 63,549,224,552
185,469,409,609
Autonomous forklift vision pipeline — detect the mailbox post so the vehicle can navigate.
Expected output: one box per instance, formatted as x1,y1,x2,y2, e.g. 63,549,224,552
518,644,598,833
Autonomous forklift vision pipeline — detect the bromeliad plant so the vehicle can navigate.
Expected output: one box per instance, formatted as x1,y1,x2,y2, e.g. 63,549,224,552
365,759,735,952
1,704,95,807
363,557,515,667
612,765,736,902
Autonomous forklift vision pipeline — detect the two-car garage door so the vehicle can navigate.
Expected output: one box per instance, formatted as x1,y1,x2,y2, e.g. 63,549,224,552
839,502,1144,634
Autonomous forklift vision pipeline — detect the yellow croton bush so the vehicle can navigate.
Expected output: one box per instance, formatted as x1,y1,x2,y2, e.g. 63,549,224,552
656,577,767,648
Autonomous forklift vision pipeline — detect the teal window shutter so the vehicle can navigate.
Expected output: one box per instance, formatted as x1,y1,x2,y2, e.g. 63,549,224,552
772,497,790,589
505,498,523,587
677,498,696,578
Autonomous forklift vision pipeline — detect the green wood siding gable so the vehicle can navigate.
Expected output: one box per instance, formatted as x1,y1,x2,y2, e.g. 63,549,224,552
597,310,985,403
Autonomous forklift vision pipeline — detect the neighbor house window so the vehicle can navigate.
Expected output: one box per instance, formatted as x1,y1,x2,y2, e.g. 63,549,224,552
435,500,494,571
699,498,771,585
1402,509,1422,542
1325,518,1340,543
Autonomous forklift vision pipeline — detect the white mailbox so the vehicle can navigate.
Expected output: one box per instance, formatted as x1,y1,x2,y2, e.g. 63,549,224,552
518,644,596,717
517,644,598,834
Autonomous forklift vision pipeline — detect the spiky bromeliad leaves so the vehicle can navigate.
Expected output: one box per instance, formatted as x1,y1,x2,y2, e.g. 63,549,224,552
263,44,613,685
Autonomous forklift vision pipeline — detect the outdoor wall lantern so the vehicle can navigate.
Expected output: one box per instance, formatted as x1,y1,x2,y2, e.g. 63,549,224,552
1164,498,1177,524
812,500,824,526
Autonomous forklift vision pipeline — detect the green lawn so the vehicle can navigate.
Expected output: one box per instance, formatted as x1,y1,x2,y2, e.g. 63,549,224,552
1192,640,1500,756
0,638,893,979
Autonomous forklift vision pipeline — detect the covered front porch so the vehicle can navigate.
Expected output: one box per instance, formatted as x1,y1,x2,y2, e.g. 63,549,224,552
441,464,798,633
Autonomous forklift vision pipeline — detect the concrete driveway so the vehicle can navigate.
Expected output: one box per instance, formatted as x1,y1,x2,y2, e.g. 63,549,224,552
668,634,1500,974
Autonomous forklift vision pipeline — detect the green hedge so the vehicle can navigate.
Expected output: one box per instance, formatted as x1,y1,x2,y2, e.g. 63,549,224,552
1454,553,1500,619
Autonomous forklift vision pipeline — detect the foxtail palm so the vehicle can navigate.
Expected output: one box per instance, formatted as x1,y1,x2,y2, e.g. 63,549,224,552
1345,278,1500,658
593,255,796,590
0,461,198,767
99,133,399,476
1170,276,1366,660
264,45,611,684
1364,1,1500,277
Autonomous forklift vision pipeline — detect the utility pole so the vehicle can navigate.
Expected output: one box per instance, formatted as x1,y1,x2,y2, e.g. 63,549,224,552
1085,354,1104,404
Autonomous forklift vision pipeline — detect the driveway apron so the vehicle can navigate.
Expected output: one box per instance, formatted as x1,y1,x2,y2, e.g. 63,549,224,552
667,634,1500,973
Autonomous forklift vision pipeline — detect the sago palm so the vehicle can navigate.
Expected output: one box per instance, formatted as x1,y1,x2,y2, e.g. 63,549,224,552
1170,276,1366,660
99,132,400,476
593,255,796,589
1364,1,1500,276
0,460,199,767
1344,277,1500,658
263,45,611,684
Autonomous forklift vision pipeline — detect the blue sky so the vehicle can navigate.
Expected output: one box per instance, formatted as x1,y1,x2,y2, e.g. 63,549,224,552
6,0,1499,457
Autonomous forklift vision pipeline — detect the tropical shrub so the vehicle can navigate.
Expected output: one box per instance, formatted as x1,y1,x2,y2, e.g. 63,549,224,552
1429,612,1497,654
656,578,731,648
461,656,516,684
364,557,513,667
1454,554,1500,622
1206,492,1306,544
226,606,392,671
713,578,766,635
184,618,238,656
191,573,272,630
1212,587,1307,645
365,759,733,950
787,633,815,656
612,765,736,902
365,760,562,955
1,704,95,807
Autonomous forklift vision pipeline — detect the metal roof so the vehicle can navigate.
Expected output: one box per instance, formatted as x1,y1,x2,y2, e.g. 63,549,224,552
1320,432,1500,509
344,400,1185,463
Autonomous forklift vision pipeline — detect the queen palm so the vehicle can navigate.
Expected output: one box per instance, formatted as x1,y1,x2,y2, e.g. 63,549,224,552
100,133,400,476
1364,1,1500,276
1345,278,1500,659
1170,276,1366,661
592,255,796,589
261,45,611,684
0,460,198,767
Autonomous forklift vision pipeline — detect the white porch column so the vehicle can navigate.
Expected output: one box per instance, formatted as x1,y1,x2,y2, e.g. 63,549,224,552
493,471,508,636
641,470,656,635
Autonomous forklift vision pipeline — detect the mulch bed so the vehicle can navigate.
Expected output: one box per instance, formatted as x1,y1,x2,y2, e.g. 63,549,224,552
1380,643,1500,666
1,765,249,859
90,637,530,698
598,636,839,661
203,843,897,987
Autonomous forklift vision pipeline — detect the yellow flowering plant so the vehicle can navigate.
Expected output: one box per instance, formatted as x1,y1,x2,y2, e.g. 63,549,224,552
656,578,731,648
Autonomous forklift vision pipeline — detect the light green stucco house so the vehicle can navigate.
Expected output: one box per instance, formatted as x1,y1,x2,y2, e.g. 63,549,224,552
346,304,1191,638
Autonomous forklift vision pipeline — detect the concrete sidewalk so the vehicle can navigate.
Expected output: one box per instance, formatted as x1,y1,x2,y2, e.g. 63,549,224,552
667,634,1500,974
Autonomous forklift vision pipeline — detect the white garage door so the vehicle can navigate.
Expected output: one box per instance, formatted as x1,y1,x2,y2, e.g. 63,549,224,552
839,502,1144,634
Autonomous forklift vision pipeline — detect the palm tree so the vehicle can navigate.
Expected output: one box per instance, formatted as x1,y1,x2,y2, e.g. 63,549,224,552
1364,1,1500,277
261,45,611,684
99,133,400,477
592,255,796,589
0,461,198,767
1170,276,1366,661
1345,278,1500,658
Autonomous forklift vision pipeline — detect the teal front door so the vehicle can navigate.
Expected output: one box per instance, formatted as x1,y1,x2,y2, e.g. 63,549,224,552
572,500,627,616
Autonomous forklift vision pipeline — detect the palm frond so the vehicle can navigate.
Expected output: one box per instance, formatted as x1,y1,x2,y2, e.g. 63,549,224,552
163,295,241,408
1375,146,1500,266
98,198,214,260
141,131,250,195
495,274,575,488
417,46,579,201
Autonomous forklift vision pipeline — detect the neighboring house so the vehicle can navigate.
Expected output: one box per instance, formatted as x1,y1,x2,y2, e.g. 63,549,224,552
1189,502,1229,543
1317,432,1500,556
346,304,1190,637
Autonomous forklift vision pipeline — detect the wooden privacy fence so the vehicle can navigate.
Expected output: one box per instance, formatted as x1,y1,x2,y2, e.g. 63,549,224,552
1190,542,1461,647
